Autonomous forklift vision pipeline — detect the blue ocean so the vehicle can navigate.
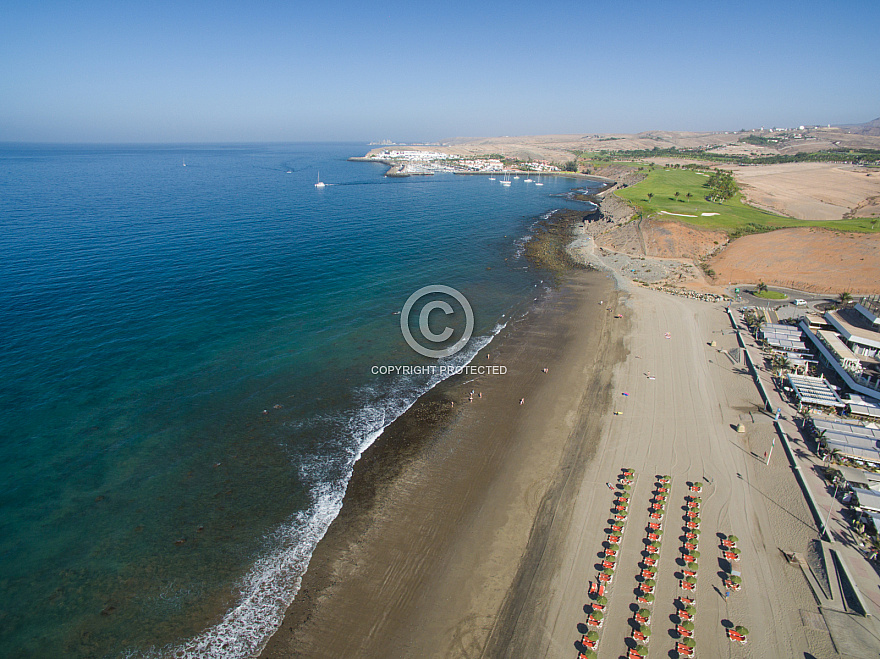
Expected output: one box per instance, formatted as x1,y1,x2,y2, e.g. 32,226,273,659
0,143,600,658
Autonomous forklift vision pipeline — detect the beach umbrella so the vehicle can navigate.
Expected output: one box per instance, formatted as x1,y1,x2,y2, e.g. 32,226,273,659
609,542,620,551
638,608,651,620
690,528,701,535
693,482,703,488
687,563,699,572
735,626,749,636
640,624,651,637
729,575,742,584
650,541,661,550
622,484,631,491
684,576,697,585
647,552,659,562
690,517,701,525
644,579,656,588
640,593,655,603
688,550,701,559
682,637,696,648
596,595,608,607
586,630,599,642
590,610,604,621
730,547,741,556
684,605,696,616
728,535,739,543
680,621,694,632
581,650,597,659
602,568,614,576
634,644,648,656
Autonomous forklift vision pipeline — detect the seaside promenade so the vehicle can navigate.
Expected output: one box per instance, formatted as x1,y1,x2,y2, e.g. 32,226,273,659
730,308,880,655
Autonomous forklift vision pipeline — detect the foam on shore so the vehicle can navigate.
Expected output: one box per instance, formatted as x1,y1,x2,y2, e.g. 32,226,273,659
154,324,507,659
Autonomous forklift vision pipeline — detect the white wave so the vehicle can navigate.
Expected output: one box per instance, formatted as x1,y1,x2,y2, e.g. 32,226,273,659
154,323,508,659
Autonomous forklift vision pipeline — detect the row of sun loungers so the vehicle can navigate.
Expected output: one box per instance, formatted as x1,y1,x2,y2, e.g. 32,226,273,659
578,476,752,658
578,468,636,658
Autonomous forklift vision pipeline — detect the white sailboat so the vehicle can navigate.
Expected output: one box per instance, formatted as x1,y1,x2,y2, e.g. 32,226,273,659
500,173,511,186
524,169,533,183
315,172,326,188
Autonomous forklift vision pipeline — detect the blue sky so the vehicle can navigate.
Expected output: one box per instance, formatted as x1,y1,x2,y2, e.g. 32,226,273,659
1,0,877,143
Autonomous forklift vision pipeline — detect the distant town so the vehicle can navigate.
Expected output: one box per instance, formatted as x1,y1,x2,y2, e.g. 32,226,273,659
357,149,562,176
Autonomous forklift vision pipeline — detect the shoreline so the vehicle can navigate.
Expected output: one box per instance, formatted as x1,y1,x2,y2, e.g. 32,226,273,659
257,185,849,656
259,260,622,656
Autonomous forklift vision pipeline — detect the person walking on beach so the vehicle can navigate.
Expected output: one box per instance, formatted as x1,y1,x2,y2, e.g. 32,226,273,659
606,482,614,491
519,398,524,405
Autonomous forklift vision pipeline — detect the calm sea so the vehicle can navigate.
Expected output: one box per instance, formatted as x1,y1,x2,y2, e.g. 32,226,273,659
0,143,600,658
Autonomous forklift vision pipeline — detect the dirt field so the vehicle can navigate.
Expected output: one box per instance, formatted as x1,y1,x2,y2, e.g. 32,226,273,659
720,162,880,221
709,228,880,294
596,218,728,261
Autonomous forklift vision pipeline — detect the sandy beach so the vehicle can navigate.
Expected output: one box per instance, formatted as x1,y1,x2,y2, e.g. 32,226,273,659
261,245,844,657
261,269,621,657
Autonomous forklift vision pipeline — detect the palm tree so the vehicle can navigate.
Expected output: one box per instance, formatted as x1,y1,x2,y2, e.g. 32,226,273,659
838,291,853,307
647,192,654,202
826,448,843,465
686,192,692,201
757,281,768,293
773,355,792,377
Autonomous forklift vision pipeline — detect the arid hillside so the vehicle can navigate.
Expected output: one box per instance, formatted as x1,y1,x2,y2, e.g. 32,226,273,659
708,228,880,294
721,162,880,221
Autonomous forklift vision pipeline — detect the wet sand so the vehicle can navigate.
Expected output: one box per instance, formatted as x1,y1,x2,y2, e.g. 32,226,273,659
261,249,838,658
260,269,622,658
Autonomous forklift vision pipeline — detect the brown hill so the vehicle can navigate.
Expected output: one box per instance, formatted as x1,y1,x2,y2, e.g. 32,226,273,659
837,117,880,137
708,228,880,294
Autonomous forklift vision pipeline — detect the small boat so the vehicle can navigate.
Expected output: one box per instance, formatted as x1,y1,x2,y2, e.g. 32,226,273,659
488,177,496,181
513,175,519,180
524,172,533,183
315,172,326,188
182,158,186,167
